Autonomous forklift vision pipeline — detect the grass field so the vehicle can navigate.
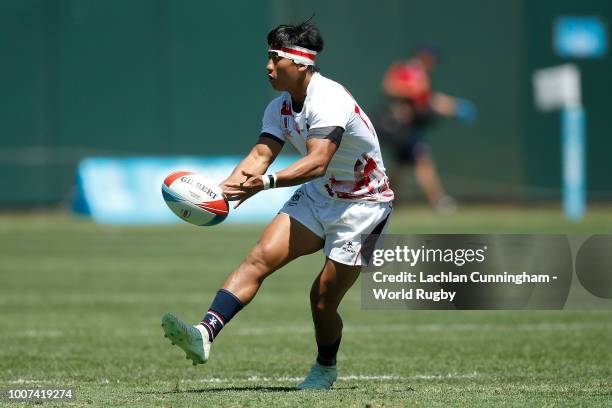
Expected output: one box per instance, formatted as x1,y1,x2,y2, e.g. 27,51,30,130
1,205,612,407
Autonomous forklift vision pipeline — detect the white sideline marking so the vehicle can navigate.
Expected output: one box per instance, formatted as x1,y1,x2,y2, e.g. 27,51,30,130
184,372,479,384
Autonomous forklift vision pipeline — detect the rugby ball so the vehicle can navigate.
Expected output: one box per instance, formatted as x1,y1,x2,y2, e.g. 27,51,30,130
161,171,229,226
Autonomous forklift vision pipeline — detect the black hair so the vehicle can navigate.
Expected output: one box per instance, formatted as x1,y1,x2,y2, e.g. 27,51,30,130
267,19,324,72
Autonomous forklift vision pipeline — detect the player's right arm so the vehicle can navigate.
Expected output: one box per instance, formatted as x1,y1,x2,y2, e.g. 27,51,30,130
219,135,283,194
219,97,286,203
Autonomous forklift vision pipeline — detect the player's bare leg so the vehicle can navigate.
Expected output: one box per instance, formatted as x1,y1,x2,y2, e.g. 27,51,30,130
222,213,324,304
311,259,360,344
162,213,323,365
298,258,361,390
414,156,456,214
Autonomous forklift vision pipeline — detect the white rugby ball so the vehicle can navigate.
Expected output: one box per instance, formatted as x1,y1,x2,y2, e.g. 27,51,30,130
161,171,229,226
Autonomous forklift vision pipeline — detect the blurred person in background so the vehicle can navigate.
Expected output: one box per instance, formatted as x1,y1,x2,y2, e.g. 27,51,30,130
376,47,476,214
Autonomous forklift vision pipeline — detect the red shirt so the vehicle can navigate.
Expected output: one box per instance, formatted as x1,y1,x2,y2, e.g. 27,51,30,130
382,60,431,110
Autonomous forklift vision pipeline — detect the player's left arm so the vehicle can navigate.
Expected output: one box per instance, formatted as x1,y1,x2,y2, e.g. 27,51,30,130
275,132,340,187
224,127,342,202
220,135,284,208
220,135,284,189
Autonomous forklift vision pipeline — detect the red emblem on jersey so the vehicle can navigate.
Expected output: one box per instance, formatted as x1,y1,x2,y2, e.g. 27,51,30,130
324,153,391,201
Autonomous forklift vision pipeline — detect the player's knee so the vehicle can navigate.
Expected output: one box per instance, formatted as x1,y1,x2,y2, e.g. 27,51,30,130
310,287,337,315
311,299,330,316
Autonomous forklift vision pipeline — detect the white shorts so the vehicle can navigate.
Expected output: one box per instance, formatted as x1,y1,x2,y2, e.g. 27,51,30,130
279,185,392,266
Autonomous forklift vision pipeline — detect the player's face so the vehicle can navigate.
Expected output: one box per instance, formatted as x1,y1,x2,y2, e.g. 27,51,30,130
266,52,302,91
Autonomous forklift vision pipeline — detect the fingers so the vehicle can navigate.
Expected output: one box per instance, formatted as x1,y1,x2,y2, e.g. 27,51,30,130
220,173,262,206
225,180,260,191
223,184,240,192
223,182,246,193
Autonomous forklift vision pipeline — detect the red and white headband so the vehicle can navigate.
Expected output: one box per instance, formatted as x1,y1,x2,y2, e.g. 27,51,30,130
268,45,317,66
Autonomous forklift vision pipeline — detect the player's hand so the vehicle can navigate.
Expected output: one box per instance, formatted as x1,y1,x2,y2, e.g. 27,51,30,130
455,98,477,124
221,171,264,209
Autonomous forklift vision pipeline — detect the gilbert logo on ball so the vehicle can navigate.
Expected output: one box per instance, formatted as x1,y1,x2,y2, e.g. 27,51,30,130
161,171,229,226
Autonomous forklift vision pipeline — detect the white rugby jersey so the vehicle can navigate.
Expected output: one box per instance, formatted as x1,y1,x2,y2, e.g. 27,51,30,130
261,72,394,203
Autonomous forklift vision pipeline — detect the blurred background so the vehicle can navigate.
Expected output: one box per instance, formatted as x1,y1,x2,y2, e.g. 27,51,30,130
1,0,611,214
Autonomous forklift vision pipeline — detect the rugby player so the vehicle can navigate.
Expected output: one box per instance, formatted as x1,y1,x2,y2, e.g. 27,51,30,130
162,20,394,390
377,47,476,212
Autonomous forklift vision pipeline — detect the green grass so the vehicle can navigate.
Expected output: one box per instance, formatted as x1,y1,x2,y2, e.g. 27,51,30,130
1,205,612,407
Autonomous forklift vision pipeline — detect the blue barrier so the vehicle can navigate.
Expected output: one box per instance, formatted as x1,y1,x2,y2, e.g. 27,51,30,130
561,108,586,221
72,156,300,224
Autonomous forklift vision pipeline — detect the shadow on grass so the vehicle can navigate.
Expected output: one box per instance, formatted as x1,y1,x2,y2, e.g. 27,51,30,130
139,385,357,394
